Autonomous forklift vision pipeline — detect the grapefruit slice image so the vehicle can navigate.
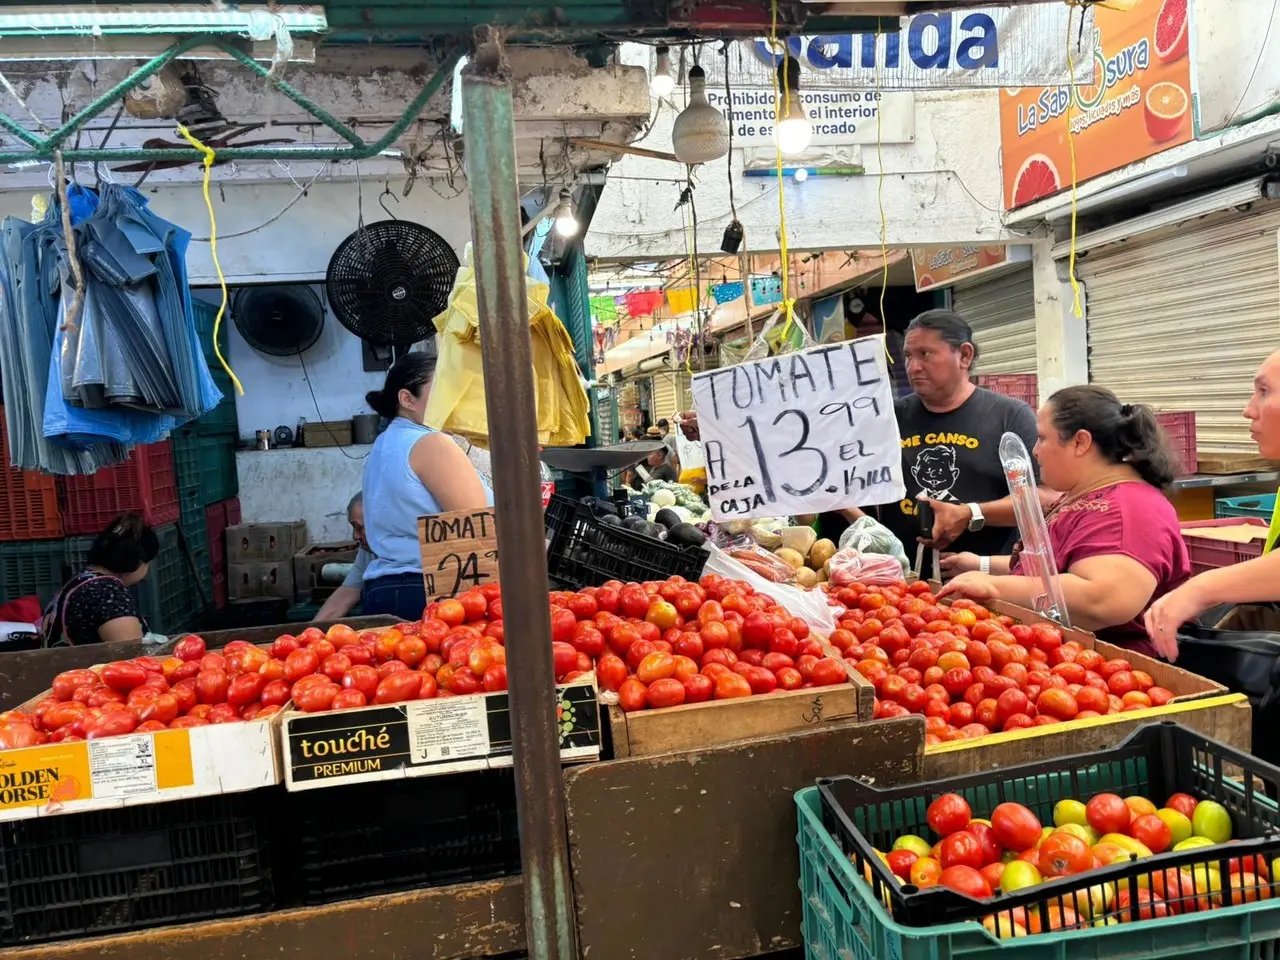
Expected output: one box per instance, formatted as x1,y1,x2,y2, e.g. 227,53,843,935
1154,0,1189,64
1010,154,1061,209
1144,81,1188,143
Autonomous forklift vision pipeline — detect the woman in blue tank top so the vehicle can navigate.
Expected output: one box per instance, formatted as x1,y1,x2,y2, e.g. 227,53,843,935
361,353,493,620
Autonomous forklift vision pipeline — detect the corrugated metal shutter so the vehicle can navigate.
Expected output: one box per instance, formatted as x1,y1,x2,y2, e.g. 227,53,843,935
651,370,681,423
951,265,1037,374
1081,203,1280,455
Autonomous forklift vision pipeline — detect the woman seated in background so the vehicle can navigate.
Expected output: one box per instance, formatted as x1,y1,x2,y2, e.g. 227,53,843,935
361,352,493,621
939,385,1189,657
40,513,158,645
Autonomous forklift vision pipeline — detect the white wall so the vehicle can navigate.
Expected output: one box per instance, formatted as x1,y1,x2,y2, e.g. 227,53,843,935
236,447,367,543
586,46,1010,260
1192,0,1280,135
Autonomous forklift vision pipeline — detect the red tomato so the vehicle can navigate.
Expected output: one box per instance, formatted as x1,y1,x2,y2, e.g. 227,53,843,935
1130,814,1173,853
937,865,991,898
138,694,180,726
375,672,423,704
618,678,649,712
259,679,291,708
83,710,139,740
991,802,1042,852
481,664,507,692
270,635,300,660
331,689,368,710
208,703,240,724
551,641,578,678
196,669,229,705
645,678,686,709
169,716,209,729
101,661,147,692
927,794,972,837
636,652,676,684
683,673,715,703
338,665,377,700
52,669,99,701
135,720,168,733
294,681,341,713
457,590,488,622
1039,833,1092,877
810,658,849,687
226,673,266,709
284,648,320,682
714,672,753,700
378,660,410,680
1036,689,1079,721
395,637,427,668
1166,792,1198,819
593,653,626,693
938,831,985,870
965,821,1001,866
172,635,207,662
1086,793,1131,835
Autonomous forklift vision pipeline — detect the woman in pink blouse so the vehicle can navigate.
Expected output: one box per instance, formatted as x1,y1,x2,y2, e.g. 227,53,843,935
939,385,1190,658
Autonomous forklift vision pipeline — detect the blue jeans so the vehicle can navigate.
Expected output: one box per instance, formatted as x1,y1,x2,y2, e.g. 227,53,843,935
361,573,427,622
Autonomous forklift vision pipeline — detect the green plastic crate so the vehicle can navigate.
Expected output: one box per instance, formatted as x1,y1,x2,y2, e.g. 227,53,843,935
1216,494,1276,520
196,368,238,437
63,535,94,576
797,789,1280,959
197,436,239,506
135,524,202,635
0,540,66,604
192,296,229,367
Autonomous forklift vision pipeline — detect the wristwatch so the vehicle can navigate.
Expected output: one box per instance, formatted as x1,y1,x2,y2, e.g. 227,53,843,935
966,502,985,533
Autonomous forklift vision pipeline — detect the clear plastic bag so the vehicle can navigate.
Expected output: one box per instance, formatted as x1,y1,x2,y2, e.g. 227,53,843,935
717,536,798,584
743,307,815,361
827,548,907,587
838,515,909,570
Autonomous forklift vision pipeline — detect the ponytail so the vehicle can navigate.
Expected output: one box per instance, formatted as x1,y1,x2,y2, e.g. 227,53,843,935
87,512,159,574
1048,385,1179,488
366,352,437,419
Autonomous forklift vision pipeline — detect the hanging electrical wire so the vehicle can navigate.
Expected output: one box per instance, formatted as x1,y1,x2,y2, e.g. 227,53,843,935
768,0,797,343
1064,2,1085,318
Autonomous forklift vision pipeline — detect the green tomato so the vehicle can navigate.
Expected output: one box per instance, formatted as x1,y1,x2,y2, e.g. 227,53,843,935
1156,808,1193,847
1053,799,1089,828
1192,800,1233,844
1000,860,1042,893
892,834,933,858
1173,836,1215,852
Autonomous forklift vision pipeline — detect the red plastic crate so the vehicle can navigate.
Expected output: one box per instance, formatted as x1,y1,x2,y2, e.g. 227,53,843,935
225,497,242,526
0,408,62,541
212,569,227,608
1156,410,1197,477
59,441,180,536
206,500,232,574
976,373,1037,408
1181,517,1267,575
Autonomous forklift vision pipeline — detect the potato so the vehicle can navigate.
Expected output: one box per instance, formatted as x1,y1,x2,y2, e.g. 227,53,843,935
774,547,806,570
794,567,819,589
809,538,836,570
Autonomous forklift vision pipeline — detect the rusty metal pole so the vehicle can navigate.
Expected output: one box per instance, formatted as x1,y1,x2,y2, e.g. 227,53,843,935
460,36,579,960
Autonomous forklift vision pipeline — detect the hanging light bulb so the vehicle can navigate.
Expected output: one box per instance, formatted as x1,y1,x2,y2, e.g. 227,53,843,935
649,45,675,99
552,188,579,238
774,55,812,157
671,65,729,165
793,167,808,183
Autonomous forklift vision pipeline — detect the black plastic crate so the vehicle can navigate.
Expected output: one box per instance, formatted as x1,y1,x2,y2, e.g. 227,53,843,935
283,769,520,905
544,494,707,589
0,790,273,945
819,721,1280,933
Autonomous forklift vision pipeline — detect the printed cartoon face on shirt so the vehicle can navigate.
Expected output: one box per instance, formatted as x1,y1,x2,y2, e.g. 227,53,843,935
911,444,960,501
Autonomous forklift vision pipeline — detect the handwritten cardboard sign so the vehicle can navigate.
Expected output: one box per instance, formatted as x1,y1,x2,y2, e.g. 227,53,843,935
691,334,905,520
417,508,499,601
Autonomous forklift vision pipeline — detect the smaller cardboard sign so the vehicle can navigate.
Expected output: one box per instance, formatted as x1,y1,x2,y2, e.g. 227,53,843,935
418,508,500,602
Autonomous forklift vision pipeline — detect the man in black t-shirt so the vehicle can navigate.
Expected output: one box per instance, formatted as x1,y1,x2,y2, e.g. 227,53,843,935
821,310,1044,559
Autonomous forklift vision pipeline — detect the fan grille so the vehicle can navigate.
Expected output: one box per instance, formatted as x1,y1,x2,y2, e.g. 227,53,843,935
325,220,460,346
232,285,324,357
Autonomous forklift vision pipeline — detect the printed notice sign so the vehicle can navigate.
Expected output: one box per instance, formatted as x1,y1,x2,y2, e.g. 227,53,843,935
691,335,905,520
406,698,491,764
88,735,158,799
418,507,499,602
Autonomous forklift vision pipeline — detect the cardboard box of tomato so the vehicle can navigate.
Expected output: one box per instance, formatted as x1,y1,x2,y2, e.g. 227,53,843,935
279,673,602,791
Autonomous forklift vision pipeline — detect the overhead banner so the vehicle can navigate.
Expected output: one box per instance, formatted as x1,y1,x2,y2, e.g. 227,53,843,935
692,7,1099,91
705,88,914,146
1000,0,1192,209
691,335,905,520
912,245,1016,291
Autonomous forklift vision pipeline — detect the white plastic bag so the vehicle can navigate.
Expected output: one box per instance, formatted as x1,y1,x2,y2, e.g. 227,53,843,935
838,515,909,571
703,544,837,635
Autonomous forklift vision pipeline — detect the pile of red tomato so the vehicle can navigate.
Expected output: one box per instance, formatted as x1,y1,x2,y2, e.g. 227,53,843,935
825,581,1175,743
548,573,852,712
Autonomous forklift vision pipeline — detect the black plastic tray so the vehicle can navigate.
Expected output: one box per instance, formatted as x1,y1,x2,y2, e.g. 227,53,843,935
543,494,707,589
819,721,1280,932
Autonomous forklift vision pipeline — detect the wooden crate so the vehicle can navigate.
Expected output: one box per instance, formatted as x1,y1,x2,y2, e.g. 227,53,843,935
607,673,875,758
919,597,1250,778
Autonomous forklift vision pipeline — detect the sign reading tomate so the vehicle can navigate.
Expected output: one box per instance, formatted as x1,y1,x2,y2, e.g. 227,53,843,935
999,0,1191,210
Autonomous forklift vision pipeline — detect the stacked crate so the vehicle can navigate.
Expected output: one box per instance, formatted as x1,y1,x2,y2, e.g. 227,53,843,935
205,497,241,608
0,408,66,604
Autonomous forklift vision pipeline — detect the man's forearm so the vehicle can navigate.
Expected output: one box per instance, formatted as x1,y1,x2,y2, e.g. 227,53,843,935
976,488,1059,528
315,586,360,622
1183,550,1280,609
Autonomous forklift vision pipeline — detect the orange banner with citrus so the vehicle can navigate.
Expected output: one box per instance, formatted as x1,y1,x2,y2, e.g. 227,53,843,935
999,0,1191,210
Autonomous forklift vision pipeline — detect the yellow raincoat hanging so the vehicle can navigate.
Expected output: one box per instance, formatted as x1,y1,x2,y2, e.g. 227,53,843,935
424,243,591,448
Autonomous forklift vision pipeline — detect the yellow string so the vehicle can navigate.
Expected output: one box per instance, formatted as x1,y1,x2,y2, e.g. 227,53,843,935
681,201,695,375
1064,5,1084,318
175,123,244,395
768,0,796,344
874,49,891,364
